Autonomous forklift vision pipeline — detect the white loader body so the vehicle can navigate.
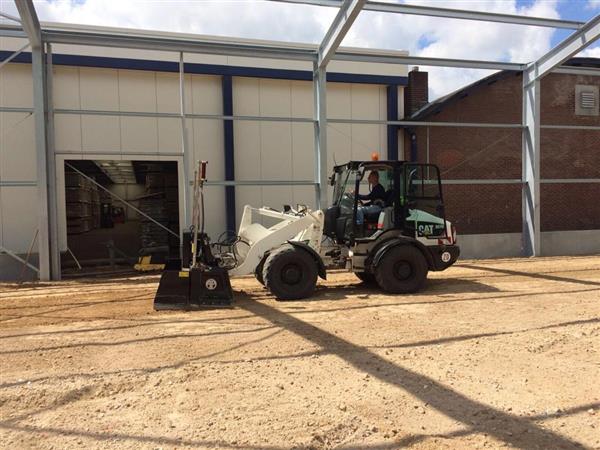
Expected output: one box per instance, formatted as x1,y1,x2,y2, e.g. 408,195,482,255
229,205,324,277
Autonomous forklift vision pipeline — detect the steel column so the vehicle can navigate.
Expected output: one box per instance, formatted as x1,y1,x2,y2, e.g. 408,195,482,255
222,75,237,232
386,85,399,160
521,13,600,257
29,48,50,279
15,0,50,280
522,76,541,257
313,63,328,209
179,52,191,229
46,43,61,280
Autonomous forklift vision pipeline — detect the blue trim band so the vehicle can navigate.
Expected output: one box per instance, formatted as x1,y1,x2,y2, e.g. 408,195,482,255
387,85,399,160
222,75,236,233
0,51,408,85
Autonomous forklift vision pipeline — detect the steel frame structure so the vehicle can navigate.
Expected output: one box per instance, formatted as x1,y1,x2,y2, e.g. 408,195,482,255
1,0,598,279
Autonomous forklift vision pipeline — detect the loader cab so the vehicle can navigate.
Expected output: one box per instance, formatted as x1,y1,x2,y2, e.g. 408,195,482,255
324,160,448,244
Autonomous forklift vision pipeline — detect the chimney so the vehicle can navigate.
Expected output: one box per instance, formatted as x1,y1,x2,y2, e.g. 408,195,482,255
404,66,429,117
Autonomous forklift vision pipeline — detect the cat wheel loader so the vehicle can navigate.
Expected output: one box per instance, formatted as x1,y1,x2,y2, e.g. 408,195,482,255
153,159,459,310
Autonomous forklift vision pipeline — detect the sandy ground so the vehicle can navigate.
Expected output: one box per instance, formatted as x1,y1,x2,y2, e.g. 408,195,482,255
0,256,599,450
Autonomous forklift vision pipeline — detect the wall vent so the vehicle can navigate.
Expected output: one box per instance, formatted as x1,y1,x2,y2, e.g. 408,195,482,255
575,85,599,116
580,91,596,109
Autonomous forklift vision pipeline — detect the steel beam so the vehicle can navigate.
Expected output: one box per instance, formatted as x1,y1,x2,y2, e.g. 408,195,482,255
552,66,600,77
318,0,365,68
0,42,29,70
334,51,526,71
527,14,600,82
0,11,22,24
42,28,316,62
271,0,584,29
14,0,41,47
0,24,27,38
313,62,328,209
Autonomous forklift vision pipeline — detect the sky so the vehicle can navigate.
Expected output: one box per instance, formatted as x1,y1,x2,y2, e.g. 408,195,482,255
1,0,599,100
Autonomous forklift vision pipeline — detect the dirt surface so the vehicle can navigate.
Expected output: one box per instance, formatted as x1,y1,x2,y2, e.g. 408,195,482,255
1,256,599,450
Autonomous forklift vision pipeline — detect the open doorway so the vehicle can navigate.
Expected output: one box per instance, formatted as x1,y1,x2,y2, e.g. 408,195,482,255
61,160,180,276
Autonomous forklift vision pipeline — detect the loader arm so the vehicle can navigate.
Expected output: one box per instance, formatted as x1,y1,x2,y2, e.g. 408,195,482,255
229,206,324,277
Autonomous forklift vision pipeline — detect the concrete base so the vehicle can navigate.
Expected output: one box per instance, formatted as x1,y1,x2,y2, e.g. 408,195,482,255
459,229,600,260
541,230,600,257
459,233,522,259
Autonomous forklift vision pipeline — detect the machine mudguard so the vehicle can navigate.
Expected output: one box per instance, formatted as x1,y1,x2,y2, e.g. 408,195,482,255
370,238,434,271
287,241,327,280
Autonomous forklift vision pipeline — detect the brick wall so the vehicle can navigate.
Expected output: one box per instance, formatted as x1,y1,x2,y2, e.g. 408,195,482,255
406,69,599,235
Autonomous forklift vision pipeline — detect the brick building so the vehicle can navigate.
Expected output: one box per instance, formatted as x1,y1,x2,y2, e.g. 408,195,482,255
403,58,599,257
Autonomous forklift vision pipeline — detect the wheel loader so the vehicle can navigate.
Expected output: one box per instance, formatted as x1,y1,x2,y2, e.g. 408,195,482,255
153,159,459,309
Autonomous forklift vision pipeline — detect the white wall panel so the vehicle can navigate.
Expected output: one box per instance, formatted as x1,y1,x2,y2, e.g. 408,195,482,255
351,84,382,120
0,112,36,181
191,75,222,115
327,122,352,168
232,77,259,116
52,66,81,109
156,72,181,114
118,70,157,112
0,186,37,253
291,122,314,181
260,123,292,180
0,64,33,108
327,83,352,119
351,124,382,160
233,121,261,181
54,114,82,153
291,81,313,118
259,79,292,117
292,186,316,210
81,115,121,153
200,186,226,239
120,117,158,153
158,118,182,154
191,119,223,179
79,67,119,111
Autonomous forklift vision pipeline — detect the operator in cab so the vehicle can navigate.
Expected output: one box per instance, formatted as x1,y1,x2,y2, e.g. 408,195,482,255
356,170,386,225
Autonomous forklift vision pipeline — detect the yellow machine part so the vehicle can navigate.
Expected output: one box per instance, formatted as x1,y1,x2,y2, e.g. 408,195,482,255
134,255,165,272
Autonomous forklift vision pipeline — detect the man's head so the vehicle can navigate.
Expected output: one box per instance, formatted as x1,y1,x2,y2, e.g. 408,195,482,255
367,170,379,185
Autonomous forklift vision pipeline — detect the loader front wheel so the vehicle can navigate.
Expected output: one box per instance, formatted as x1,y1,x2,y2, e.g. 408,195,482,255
375,245,428,294
263,244,318,300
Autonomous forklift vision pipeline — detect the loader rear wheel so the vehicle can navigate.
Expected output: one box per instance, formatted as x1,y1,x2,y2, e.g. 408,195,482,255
355,271,376,284
375,245,428,294
263,244,318,300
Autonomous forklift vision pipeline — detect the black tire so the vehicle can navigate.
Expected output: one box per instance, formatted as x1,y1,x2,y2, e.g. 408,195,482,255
255,256,266,286
355,271,376,284
374,245,428,294
263,244,318,300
